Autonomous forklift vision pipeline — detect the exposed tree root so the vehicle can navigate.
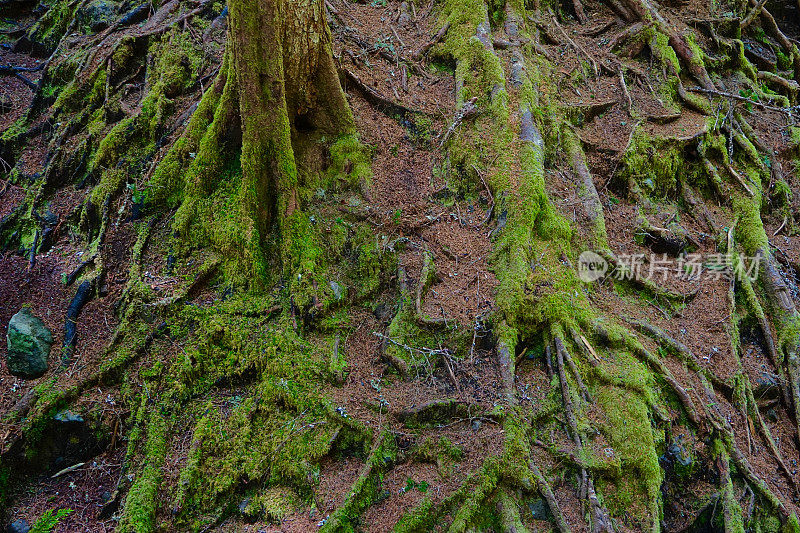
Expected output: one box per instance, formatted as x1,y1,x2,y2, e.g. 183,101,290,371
553,335,613,532
413,21,450,60
319,432,398,532
529,457,571,533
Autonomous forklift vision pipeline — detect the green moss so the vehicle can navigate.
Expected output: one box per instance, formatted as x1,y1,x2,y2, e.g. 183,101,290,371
393,497,437,532
711,444,745,533
28,0,77,53
649,31,681,75
446,456,501,531
778,317,800,358
621,128,685,196
283,211,325,306
732,192,768,255
771,180,792,207
776,50,792,71
0,116,28,145
55,66,107,113
149,30,203,97
12,1,775,529
732,39,759,80
242,486,300,522
86,109,107,138
129,297,375,528
784,514,800,533
428,19,672,528
683,33,711,74
409,435,465,478
596,386,662,528
790,126,800,153
325,134,372,191
409,114,433,145
84,26,205,213
118,410,168,533
29,508,73,533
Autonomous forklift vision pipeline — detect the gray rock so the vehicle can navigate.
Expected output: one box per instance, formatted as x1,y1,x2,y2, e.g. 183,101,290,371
754,371,781,400
528,498,550,520
669,439,692,468
6,308,52,379
372,303,392,322
7,519,30,533
53,410,84,424
40,208,59,226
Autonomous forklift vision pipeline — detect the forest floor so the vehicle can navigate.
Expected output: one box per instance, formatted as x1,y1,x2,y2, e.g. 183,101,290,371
2,0,800,531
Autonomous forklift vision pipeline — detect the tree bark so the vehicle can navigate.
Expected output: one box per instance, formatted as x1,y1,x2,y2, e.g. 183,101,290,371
228,0,354,242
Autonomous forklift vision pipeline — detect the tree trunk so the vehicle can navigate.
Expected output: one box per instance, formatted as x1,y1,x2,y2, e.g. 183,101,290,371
228,0,354,243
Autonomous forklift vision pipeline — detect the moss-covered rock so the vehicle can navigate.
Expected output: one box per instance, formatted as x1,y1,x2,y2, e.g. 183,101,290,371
6,308,52,379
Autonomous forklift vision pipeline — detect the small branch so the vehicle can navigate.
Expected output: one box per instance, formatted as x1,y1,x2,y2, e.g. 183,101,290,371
528,458,572,533
554,336,582,446
746,384,799,494
339,66,422,117
51,462,85,478
390,25,405,48
551,10,598,77
553,334,614,532
443,355,461,393
471,164,494,206
721,161,755,197
606,21,648,50
740,0,768,29
0,63,44,74
773,216,787,237
413,21,450,60
0,68,37,90
439,96,479,148
617,65,632,115
373,331,450,376
555,337,592,402
687,86,799,116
